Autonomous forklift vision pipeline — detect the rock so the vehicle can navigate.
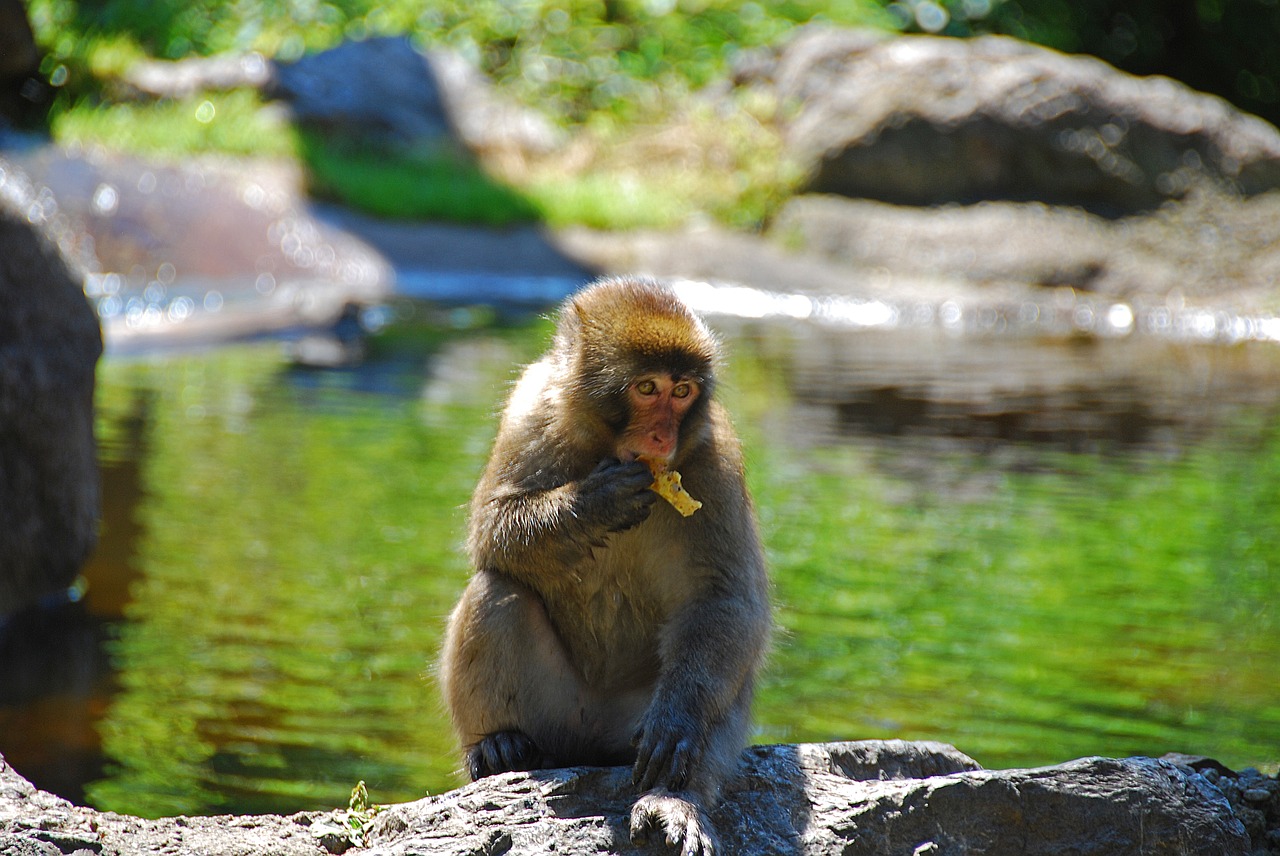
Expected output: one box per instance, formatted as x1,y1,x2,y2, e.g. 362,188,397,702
768,189,1280,307
270,37,451,147
425,49,566,158
0,188,102,617
269,36,564,158
0,742,1255,855
120,36,565,160
0,148,391,351
0,0,43,126
733,26,1280,214
772,195,1115,291
124,52,274,99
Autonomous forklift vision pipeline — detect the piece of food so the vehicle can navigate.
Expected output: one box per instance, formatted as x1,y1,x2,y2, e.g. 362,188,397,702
640,457,703,517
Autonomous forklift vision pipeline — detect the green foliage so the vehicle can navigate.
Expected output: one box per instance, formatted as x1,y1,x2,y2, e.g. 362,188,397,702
28,0,893,124
418,0,894,124
526,170,691,230
27,0,823,227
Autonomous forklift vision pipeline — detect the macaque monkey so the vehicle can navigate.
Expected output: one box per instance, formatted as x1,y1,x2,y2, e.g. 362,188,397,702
440,276,771,855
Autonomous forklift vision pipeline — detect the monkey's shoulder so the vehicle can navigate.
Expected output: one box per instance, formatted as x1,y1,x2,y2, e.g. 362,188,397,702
502,357,557,423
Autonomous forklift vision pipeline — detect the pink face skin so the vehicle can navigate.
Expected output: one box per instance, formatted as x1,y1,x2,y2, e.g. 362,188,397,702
616,374,700,464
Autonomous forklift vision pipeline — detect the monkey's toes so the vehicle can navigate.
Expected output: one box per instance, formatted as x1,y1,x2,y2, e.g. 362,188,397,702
630,793,718,856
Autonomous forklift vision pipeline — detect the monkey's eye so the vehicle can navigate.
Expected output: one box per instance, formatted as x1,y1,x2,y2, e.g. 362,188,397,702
672,382,692,399
636,379,658,395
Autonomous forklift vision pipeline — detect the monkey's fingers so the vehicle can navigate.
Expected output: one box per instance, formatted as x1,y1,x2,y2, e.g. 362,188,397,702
578,459,656,533
633,730,696,792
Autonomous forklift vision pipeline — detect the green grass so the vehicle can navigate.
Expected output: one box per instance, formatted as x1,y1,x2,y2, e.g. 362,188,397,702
298,135,541,225
528,170,695,230
50,89,296,159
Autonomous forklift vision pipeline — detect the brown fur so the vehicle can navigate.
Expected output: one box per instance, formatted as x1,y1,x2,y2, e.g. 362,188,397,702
439,276,770,855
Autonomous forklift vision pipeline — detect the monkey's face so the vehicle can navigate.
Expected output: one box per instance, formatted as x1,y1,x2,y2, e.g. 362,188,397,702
616,373,701,464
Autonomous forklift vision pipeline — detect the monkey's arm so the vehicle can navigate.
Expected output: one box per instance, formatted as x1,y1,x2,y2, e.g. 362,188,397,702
469,455,657,584
634,550,772,795
633,594,770,795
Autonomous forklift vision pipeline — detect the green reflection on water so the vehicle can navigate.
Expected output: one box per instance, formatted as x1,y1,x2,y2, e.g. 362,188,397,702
87,326,1279,818
89,340,505,816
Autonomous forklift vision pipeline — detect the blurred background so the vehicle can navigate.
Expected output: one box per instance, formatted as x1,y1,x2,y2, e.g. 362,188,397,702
1,0,1278,821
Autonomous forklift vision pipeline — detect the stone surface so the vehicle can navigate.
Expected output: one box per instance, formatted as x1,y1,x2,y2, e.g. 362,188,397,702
0,190,101,617
120,35,565,159
0,148,391,351
271,36,451,147
769,189,1280,308
0,0,42,126
732,26,1280,214
269,36,564,157
0,742,1255,855
125,52,273,99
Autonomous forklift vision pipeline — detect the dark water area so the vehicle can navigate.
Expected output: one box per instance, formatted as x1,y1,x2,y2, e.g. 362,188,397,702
1,295,1279,819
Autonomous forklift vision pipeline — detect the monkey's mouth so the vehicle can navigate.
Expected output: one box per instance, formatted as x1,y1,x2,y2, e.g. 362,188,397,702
619,448,672,466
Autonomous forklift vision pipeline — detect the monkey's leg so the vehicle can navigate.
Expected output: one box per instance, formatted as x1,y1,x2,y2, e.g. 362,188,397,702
441,569,633,779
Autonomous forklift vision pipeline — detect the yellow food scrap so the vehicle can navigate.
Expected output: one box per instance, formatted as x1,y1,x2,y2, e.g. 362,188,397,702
640,457,703,517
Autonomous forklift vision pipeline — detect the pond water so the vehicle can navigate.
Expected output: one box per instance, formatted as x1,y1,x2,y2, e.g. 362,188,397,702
1,294,1278,818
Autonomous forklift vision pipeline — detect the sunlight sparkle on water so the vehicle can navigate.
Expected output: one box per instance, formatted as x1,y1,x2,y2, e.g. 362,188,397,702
672,279,813,320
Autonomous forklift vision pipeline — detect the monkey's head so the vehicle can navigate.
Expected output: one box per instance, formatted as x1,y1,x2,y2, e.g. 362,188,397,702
555,277,719,465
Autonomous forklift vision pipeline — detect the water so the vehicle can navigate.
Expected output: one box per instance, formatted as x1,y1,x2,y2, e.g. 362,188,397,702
1,295,1278,819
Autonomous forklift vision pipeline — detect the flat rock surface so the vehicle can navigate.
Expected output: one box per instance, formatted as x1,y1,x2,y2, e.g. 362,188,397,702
0,742,1256,856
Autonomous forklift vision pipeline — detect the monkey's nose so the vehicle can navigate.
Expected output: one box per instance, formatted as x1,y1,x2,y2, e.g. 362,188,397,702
648,432,675,458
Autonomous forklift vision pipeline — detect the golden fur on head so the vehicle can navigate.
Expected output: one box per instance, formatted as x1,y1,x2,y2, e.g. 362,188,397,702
556,277,719,392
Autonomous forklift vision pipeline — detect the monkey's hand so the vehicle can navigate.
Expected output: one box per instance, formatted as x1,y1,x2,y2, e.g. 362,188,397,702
574,458,656,535
632,704,703,793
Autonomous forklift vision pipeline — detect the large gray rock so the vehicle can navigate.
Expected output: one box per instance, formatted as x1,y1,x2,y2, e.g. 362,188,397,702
733,27,1280,213
124,36,565,161
270,37,451,146
1,149,391,351
0,742,1255,855
770,189,1280,307
268,36,564,157
0,187,102,617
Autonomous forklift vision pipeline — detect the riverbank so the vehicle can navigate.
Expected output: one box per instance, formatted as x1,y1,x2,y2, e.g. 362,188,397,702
7,24,1280,353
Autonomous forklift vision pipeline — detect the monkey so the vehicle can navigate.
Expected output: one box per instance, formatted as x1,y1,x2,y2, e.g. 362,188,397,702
439,276,771,855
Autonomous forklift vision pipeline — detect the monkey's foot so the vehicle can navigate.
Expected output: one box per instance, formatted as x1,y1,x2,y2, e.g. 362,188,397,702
630,792,719,856
466,730,546,780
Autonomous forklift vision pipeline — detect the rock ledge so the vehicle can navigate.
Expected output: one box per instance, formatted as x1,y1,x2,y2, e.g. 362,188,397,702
0,741,1261,855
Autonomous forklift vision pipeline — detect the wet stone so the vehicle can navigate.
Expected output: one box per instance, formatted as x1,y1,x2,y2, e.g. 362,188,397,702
0,146,390,350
